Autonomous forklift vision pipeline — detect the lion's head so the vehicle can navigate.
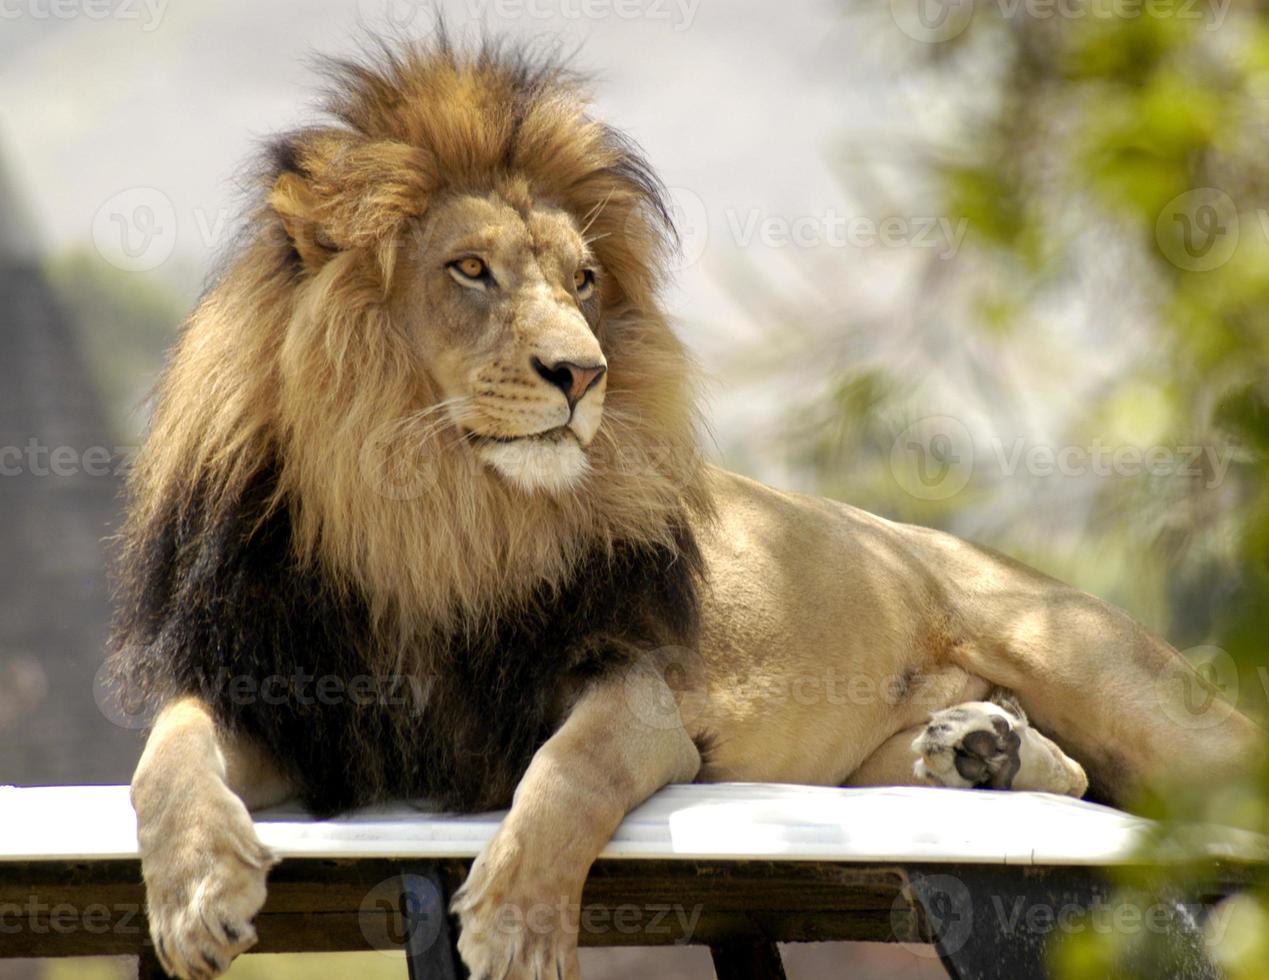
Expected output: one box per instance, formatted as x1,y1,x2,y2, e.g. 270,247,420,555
123,36,710,635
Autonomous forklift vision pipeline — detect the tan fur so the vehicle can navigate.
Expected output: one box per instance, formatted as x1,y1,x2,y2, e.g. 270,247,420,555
129,40,1264,980
131,700,287,977
452,667,700,979
690,470,1260,800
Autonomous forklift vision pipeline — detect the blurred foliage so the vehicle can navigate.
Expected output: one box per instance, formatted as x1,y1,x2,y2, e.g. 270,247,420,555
923,4,1269,697
807,3,1269,701
791,2,1269,975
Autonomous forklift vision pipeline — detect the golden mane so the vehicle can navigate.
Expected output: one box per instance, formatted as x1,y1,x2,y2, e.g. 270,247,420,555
120,36,710,648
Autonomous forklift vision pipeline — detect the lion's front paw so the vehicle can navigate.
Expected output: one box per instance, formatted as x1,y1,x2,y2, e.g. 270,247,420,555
913,696,1088,796
137,778,278,978
452,829,581,980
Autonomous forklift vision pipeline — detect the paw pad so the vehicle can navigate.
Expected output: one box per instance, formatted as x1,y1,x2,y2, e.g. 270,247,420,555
914,702,1024,790
952,718,1021,788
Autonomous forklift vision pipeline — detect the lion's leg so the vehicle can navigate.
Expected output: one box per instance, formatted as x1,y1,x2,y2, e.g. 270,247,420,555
949,586,1264,806
846,693,1088,796
453,665,701,980
131,696,292,979
843,725,934,787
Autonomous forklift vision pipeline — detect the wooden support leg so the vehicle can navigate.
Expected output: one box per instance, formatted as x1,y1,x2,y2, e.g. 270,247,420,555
709,940,788,980
909,866,1220,980
401,865,467,980
137,944,167,980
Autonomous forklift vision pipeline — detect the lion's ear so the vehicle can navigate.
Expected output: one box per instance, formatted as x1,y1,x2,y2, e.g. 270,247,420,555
268,130,429,271
270,170,337,268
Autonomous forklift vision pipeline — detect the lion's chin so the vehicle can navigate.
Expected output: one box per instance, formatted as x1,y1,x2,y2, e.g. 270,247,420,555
477,432,589,495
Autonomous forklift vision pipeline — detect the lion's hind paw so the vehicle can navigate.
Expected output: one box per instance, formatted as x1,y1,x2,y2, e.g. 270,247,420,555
913,695,1088,796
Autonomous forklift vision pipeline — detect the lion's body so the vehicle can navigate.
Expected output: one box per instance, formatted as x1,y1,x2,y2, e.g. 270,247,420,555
692,468,990,786
690,467,1253,802
116,36,1262,979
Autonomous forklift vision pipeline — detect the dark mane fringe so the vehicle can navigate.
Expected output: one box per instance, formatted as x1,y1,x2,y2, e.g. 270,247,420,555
112,456,702,814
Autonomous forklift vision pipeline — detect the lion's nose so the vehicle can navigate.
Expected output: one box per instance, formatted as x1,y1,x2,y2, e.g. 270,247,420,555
531,357,607,409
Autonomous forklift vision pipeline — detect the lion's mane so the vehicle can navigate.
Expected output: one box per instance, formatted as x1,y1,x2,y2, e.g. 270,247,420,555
109,35,710,814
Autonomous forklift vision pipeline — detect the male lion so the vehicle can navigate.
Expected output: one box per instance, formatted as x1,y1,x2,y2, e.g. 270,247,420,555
112,36,1260,980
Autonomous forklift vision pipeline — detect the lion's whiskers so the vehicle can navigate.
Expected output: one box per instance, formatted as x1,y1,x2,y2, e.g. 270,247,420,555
384,397,474,440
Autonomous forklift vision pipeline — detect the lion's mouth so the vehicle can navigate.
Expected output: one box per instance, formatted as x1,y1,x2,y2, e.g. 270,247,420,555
464,426,576,446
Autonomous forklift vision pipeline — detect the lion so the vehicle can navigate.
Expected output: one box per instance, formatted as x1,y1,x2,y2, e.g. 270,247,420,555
111,35,1262,980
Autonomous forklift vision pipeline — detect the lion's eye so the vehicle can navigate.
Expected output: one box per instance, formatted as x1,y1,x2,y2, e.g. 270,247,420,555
448,257,491,287
574,268,595,296
457,257,486,278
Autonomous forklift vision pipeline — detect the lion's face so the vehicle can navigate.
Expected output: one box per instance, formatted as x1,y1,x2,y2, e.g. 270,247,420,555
398,190,608,495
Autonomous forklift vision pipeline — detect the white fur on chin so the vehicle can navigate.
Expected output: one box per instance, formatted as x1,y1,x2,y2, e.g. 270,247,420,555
479,435,589,494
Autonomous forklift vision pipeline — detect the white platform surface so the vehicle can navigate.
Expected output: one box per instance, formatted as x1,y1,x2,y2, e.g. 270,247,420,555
1,783,1261,867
